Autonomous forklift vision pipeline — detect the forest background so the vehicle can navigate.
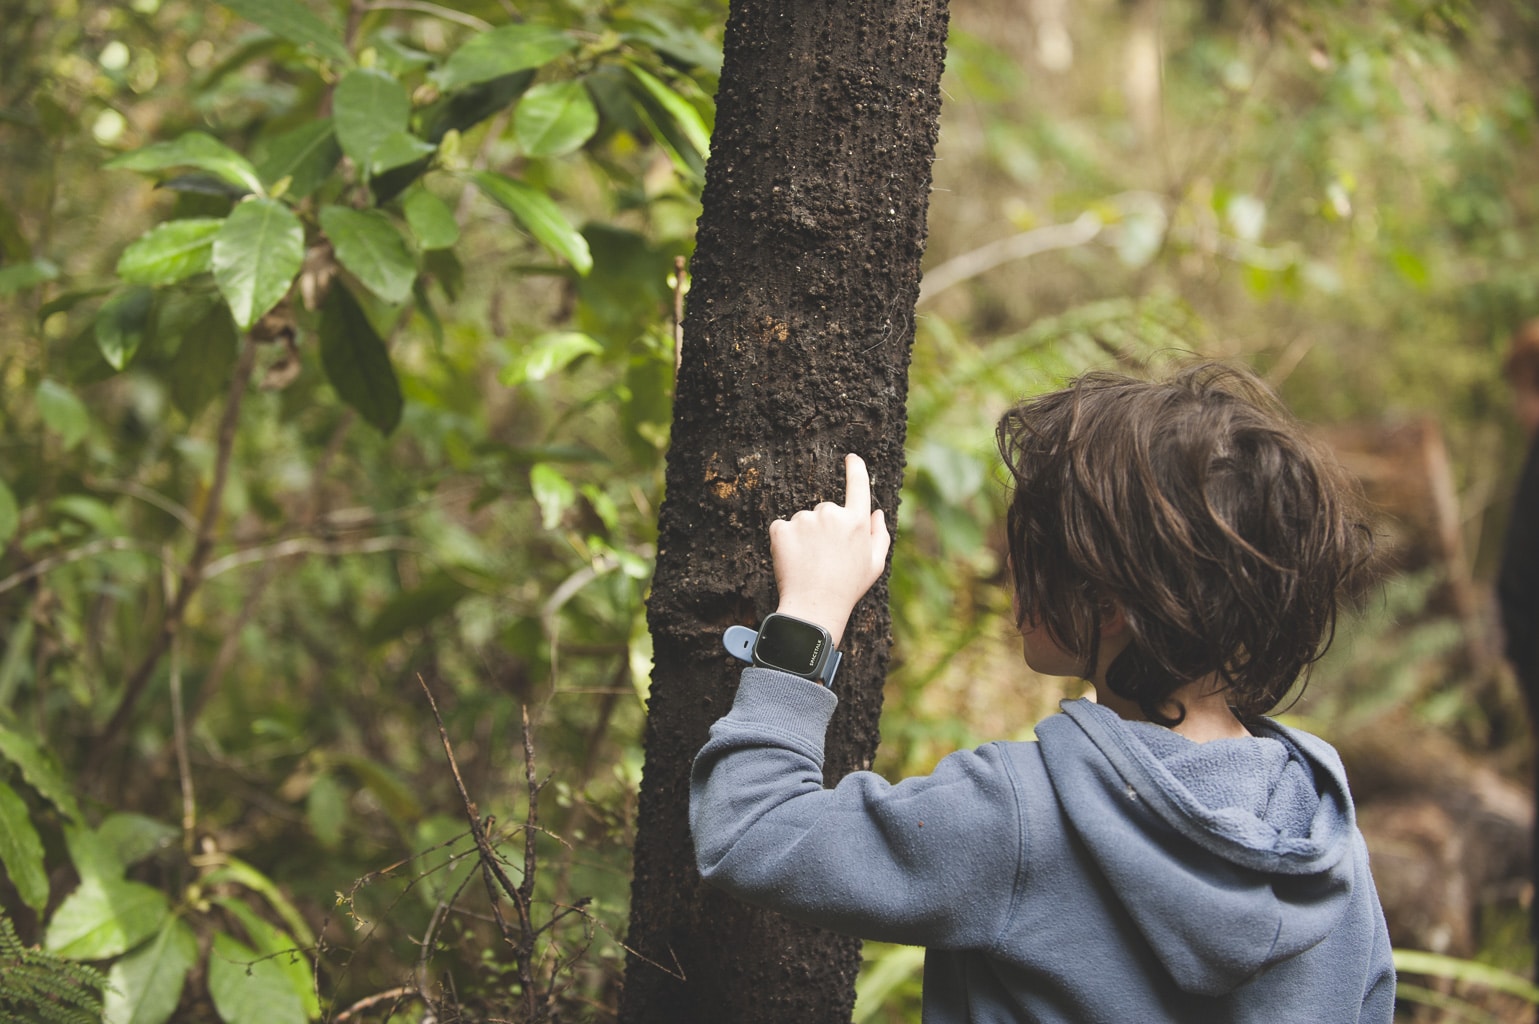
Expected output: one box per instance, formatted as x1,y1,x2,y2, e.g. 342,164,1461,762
2,0,1538,1021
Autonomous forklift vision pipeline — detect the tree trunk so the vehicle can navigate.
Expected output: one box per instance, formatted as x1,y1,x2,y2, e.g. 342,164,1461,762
619,0,951,1021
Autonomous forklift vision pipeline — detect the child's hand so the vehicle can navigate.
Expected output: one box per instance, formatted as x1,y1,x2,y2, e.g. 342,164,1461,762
769,453,891,649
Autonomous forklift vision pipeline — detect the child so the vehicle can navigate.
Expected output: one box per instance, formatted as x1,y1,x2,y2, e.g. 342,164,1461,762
690,363,1395,1023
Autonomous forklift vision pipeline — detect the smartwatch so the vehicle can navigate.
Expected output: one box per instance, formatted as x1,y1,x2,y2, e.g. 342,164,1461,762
722,613,842,687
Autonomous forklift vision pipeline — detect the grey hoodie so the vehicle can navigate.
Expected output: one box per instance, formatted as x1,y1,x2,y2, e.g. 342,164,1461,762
691,669,1395,1023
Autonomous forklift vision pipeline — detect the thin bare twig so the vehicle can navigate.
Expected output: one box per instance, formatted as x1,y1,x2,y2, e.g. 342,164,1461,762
90,334,258,771
363,0,492,30
0,537,166,596
201,535,421,580
333,987,417,1023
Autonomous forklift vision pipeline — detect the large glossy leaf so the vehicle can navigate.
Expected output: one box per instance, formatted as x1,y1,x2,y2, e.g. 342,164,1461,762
626,63,712,160
333,68,411,169
106,132,264,195
514,79,599,158
212,197,304,330
320,206,416,304
402,188,459,250
215,0,350,64
318,285,403,434
208,932,306,1024
0,782,48,915
117,219,223,286
95,286,155,370
365,130,437,176
45,877,170,960
256,119,341,198
103,918,198,1024
472,171,592,274
0,718,81,820
432,23,576,92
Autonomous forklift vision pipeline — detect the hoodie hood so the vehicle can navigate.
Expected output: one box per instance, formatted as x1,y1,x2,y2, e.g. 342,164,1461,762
1035,699,1357,997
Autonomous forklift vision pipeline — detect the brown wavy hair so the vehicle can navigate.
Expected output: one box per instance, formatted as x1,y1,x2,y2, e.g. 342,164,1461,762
996,363,1374,725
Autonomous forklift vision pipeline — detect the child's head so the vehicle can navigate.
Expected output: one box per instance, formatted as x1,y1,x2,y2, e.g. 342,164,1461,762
995,363,1372,724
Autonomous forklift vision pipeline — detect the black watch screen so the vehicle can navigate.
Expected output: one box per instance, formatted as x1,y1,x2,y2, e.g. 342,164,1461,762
753,614,830,678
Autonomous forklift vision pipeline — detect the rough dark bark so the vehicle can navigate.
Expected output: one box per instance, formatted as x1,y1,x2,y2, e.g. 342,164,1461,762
619,0,951,1021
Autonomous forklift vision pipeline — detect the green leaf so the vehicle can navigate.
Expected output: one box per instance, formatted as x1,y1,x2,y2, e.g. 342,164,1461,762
168,302,239,418
626,63,712,160
402,188,459,250
213,197,304,330
318,285,403,434
319,206,417,304
0,477,17,547
98,813,179,868
365,130,437,175
412,816,480,911
103,917,198,1024
199,857,316,949
216,899,318,1019
531,462,576,530
0,258,60,295
0,719,81,820
514,80,599,158
95,286,155,370
117,219,223,286
1394,949,1539,1002
208,932,307,1024
305,772,347,850
65,822,127,884
471,171,591,274
45,877,170,960
36,377,91,450
106,132,264,195
216,0,351,65
499,330,602,386
333,68,411,170
362,570,471,646
0,781,49,915
255,119,341,198
432,23,577,93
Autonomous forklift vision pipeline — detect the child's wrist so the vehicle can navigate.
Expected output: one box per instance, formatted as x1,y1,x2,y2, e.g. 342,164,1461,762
772,598,850,649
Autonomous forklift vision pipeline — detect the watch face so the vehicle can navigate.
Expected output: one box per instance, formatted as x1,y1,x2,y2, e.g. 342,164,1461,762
754,615,828,676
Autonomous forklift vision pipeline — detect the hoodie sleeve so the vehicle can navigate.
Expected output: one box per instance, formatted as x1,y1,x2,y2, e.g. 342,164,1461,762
690,668,1025,950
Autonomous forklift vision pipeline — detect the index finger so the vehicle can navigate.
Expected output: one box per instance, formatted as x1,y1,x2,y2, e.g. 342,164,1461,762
843,453,871,515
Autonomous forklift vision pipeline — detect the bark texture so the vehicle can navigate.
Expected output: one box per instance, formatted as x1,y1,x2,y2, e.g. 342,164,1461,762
620,0,951,1021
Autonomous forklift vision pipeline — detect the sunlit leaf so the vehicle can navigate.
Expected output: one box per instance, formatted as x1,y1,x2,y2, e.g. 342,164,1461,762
366,130,437,175
103,917,197,1024
472,171,592,274
0,782,48,915
320,205,417,304
208,932,306,1024
431,23,576,93
98,813,179,869
96,286,155,370
402,188,459,250
106,132,264,195
35,378,91,449
625,63,712,160
213,197,304,330
45,877,169,960
217,898,318,1018
216,0,350,64
500,330,603,386
531,462,576,530
333,67,411,170
514,80,599,157
199,857,316,949
117,219,223,286
318,285,403,434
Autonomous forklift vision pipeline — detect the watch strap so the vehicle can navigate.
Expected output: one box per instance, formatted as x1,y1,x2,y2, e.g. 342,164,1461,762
721,623,842,688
